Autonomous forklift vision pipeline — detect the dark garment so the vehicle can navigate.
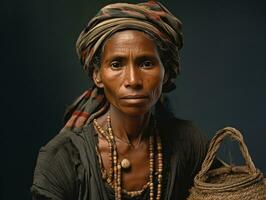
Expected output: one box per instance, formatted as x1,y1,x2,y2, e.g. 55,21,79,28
31,116,208,200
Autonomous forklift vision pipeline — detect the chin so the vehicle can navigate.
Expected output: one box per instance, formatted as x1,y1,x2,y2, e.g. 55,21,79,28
118,106,151,117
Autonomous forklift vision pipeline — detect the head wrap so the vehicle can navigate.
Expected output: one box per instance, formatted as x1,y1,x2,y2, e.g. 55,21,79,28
76,1,183,92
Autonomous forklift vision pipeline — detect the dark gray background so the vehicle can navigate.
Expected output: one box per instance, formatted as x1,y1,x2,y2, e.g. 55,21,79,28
1,0,266,199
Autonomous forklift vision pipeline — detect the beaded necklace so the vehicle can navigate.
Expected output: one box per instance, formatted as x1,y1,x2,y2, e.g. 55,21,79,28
93,116,163,200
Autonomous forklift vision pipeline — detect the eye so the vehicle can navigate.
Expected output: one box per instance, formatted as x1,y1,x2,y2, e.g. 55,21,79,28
141,60,153,68
110,61,122,70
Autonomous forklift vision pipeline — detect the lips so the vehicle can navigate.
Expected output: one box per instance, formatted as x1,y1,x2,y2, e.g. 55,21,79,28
120,94,148,99
120,94,149,105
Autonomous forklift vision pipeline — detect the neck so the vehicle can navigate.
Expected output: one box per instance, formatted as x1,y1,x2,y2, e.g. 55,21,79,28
108,106,151,144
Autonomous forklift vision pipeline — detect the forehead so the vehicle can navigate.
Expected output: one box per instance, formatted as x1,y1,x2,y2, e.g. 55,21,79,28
102,30,158,56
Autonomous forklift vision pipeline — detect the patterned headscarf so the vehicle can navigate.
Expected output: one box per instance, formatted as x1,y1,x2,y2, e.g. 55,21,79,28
76,1,183,93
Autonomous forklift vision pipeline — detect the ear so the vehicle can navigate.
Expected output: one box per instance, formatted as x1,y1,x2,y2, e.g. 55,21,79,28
93,68,104,88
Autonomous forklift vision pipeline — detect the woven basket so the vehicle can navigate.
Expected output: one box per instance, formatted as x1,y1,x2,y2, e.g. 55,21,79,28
187,127,266,200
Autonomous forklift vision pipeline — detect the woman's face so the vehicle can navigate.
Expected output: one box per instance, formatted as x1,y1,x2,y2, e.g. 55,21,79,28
93,30,166,116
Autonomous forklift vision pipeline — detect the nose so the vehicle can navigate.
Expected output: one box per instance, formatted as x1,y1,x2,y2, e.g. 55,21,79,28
123,63,143,89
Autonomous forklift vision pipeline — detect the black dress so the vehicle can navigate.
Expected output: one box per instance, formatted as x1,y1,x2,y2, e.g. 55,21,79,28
31,112,209,200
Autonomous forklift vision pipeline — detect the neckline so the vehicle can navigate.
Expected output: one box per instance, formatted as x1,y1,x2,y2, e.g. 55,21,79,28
91,121,151,199
85,121,172,200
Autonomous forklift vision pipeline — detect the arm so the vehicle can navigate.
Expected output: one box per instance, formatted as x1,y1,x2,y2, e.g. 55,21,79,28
31,140,77,200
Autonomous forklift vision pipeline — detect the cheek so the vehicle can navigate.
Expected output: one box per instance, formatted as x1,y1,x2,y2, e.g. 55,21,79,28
146,69,165,101
100,74,122,104
150,82,163,102
102,85,121,109
102,82,117,99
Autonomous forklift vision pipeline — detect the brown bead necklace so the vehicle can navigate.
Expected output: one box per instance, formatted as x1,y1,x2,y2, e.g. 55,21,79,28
93,115,163,200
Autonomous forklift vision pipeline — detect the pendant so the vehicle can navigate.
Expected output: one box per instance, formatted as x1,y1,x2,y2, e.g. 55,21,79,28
121,158,131,169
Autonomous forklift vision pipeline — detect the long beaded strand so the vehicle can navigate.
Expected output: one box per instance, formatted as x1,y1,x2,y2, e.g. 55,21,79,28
93,119,114,183
156,133,163,200
149,135,155,200
94,116,163,200
107,116,122,200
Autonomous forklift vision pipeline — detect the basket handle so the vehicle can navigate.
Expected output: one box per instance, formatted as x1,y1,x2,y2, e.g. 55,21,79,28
197,127,257,178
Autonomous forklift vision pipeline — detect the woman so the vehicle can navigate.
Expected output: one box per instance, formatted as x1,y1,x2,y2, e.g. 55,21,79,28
31,1,211,200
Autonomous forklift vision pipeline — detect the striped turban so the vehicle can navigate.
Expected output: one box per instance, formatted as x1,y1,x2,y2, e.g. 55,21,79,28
76,1,183,92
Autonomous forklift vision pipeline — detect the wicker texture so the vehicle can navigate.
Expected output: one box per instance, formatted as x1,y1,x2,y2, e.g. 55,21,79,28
187,127,266,200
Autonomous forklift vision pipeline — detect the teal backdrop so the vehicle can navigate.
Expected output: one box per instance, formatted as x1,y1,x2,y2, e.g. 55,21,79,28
1,0,266,199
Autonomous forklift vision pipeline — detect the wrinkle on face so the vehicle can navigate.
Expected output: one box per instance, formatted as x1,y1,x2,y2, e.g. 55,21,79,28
94,30,165,116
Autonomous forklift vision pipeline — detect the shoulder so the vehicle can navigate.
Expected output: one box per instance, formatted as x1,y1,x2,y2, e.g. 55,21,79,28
158,113,208,151
34,128,78,172
172,118,208,149
33,127,84,176
158,114,208,175
171,118,208,166
155,101,208,148
40,127,79,152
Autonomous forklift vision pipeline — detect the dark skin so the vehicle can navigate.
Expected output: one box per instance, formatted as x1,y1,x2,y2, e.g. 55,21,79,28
93,30,167,191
